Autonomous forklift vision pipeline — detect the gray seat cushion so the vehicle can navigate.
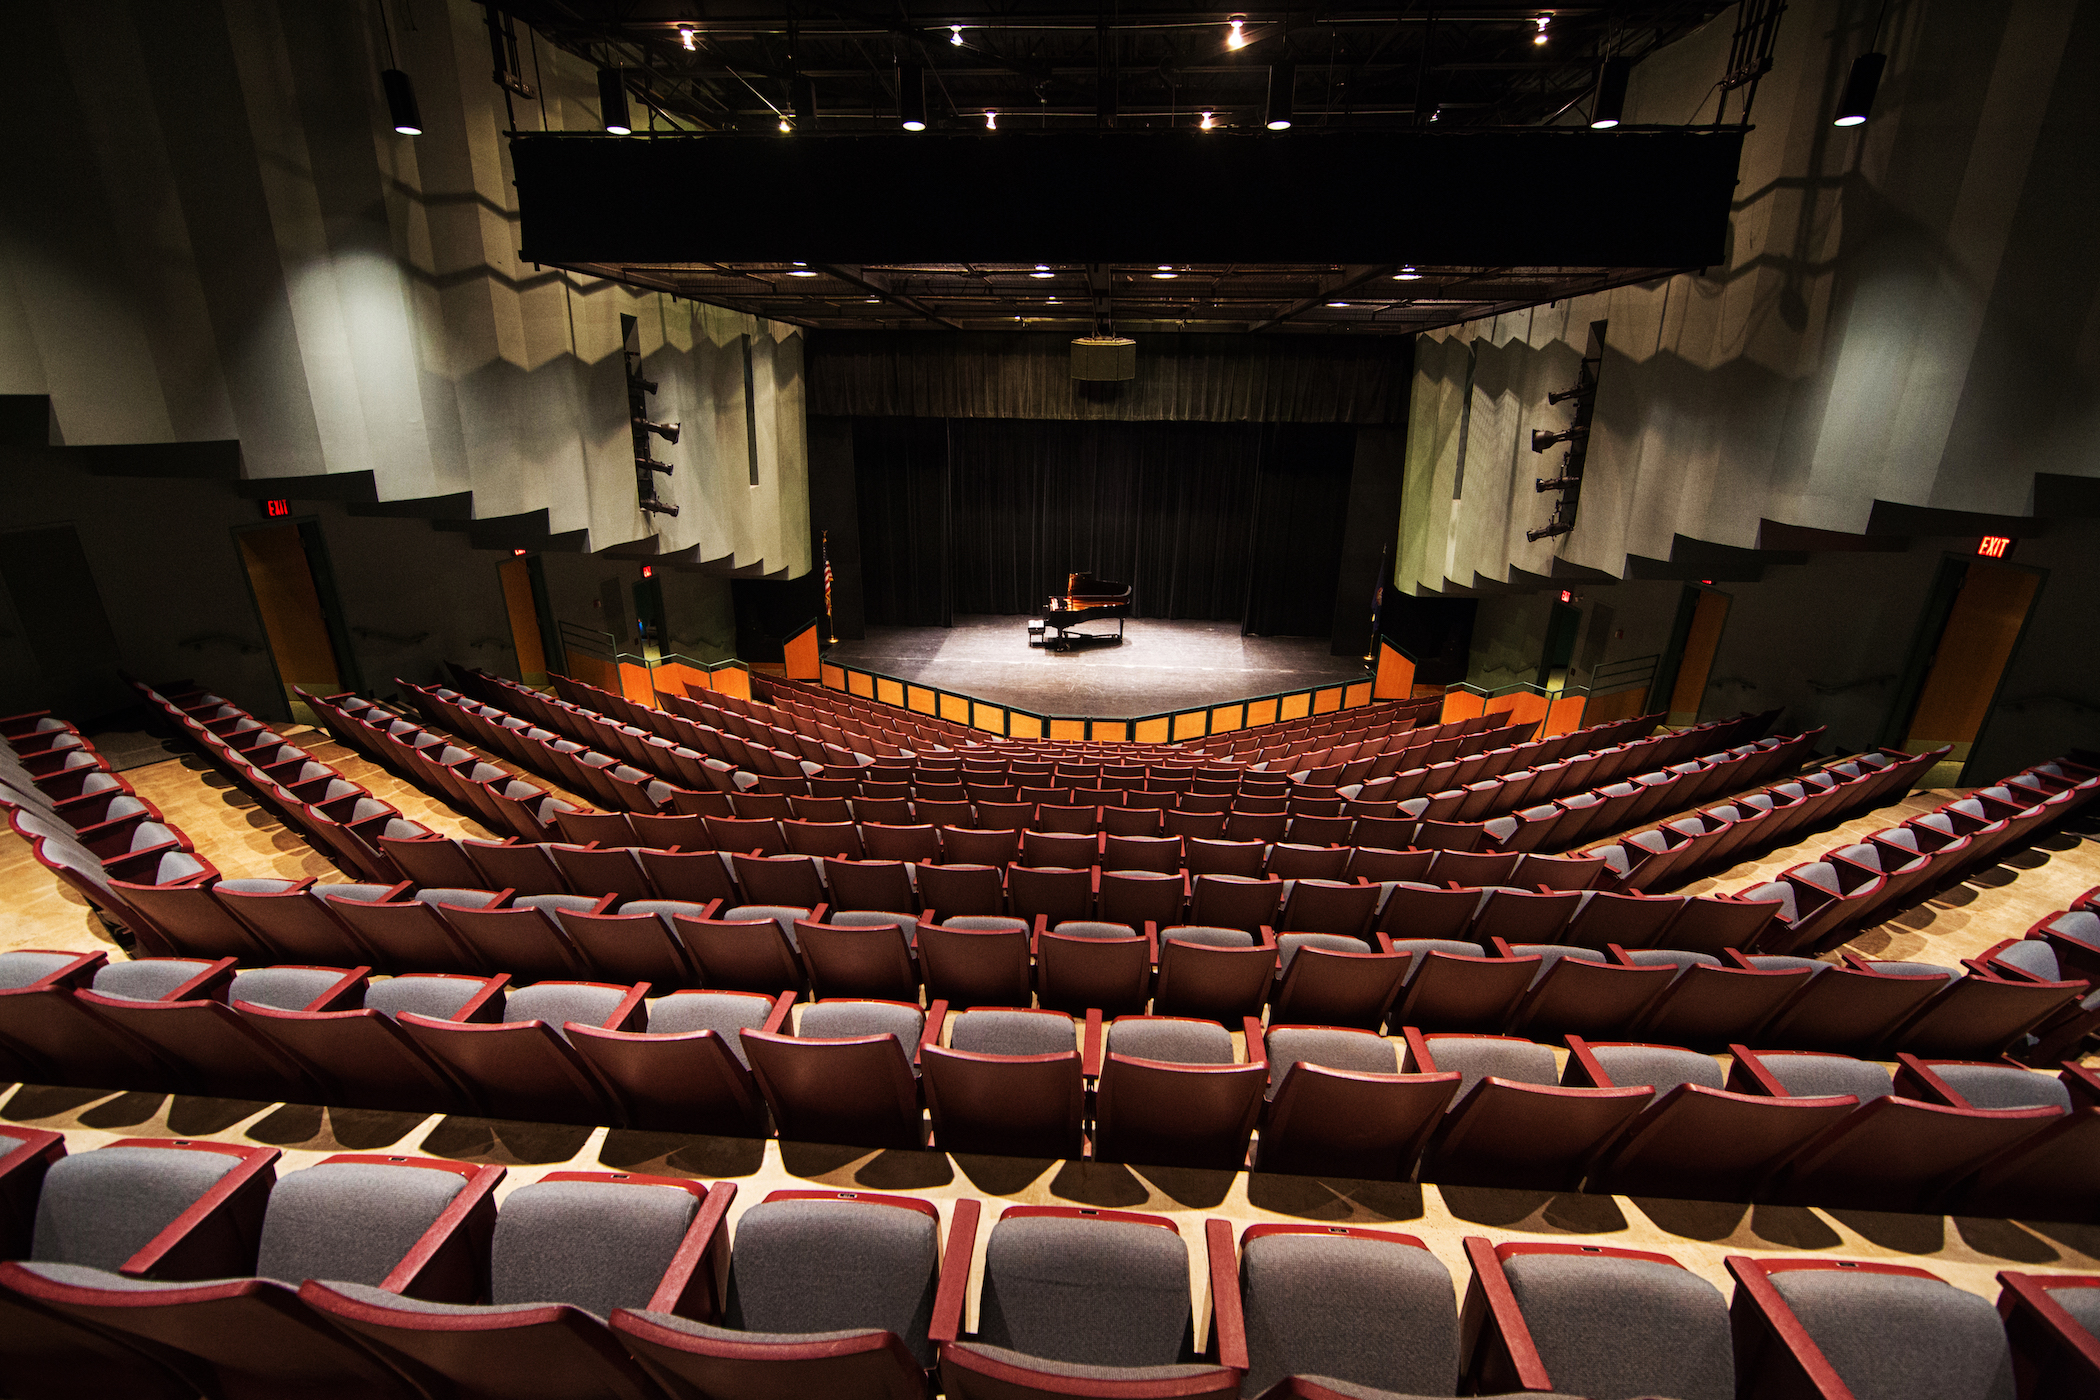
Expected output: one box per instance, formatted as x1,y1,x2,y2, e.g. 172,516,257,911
489,1180,700,1318
622,900,710,923
90,959,216,1003
515,894,603,914
1623,949,1722,973
946,1343,1221,1385
623,1312,888,1348
1421,1037,1557,1104
505,982,626,1035
950,1010,1076,1058
1161,926,1255,950
1266,1028,1399,1099
977,1214,1190,1367
798,1000,923,1058
943,916,1029,933
1241,1232,1458,1397
1863,960,1961,981
1589,1045,1725,1096
1769,1268,2014,1400
1108,1017,1235,1066
1510,944,1606,987
258,1161,467,1286
1278,932,1371,973
1991,941,2062,980
0,951,81,991
1743,954,1830,976
1503,1251,1733,1400
1930,1063,2071,1113
727,1197,940,1365
32,1146,247,1269
312,883,399,903
214,878,303,896
726,905,811,949
2045,1282,2100,1338
366,974,495,1022
229,966,348,1012
648,990,776,1066
1762,1053,1893,1103
831,911,922,939
413,887,502,910
2046,911,2100,949
1053,921,1138,941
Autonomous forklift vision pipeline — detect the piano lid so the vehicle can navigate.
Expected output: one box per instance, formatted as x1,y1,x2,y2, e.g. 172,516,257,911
1063,570,1131,600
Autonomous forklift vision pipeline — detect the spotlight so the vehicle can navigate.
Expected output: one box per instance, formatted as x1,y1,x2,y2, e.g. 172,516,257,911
628,371,659,395
1200,110,1215,130
1834,52,1887,126
1327,302,1350,308
1427,105,1441,122
1265,62,1295,130
951,24,963,45
635,417,681,444
779,117,791,132
1226,15,1247,49
1591,57,1631,128
1031,265,1054,278
597,68,632,134
1547,380,1594,406
1526,521,1572,542
985,109,997,129
1533,15,1550,46
787,263,818,277
381,69,422,135
1531,426,1588,452
1535,475,1581,492
791,75,817,129
678,24,696,50
638,457,676,475
1151,265,1177,280
1393,266,1422,280
640,498,680,517
898,61,926,130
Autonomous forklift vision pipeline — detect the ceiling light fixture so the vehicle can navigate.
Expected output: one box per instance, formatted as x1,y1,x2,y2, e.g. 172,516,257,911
1031,265,1054,278
1833,52,1887,126
898,61,927,130
678,25,696,50
1393,266,1422,280
1200,110,1215,130
1265,62,1295,130
381,70,422,135
788,263,818,277
1533,14,1551,45
951,24,964,45
1151,265,1178,279
1327,302,1350,308
1226,15,1247,49
1591,57,1631,128
778,117,792,132
985,109,997,129
597,68,632,134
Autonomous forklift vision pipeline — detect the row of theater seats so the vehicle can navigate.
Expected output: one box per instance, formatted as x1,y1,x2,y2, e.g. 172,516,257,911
1977,885,2100,1062
8,945,2096,1219
17,1132,2085,1400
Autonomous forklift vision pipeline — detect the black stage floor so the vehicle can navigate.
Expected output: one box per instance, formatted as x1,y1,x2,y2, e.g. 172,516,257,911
822,616,1370,719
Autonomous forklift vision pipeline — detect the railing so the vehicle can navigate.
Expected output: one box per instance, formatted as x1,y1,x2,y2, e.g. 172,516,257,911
555,621,752,705
813,654,1388,746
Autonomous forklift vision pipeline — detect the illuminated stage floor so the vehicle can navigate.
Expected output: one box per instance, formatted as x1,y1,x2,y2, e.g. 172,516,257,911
821,615,1370,719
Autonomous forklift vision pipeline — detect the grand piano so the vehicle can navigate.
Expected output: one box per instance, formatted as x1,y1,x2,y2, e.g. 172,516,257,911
1034,571,1132,650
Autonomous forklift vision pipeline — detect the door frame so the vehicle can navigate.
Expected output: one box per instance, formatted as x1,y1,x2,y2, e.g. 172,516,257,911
1881,552,2049,784
229,516,363,721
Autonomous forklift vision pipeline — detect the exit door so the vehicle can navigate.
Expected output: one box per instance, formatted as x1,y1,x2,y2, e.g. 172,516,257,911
1890,557,2043,787
234,520,358,724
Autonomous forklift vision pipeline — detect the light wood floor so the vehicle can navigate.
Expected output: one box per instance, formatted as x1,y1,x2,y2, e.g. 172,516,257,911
6,735,2099,1314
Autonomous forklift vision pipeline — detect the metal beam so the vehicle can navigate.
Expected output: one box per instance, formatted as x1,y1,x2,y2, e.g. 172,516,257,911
814,264,964,329
1251,264,1393,331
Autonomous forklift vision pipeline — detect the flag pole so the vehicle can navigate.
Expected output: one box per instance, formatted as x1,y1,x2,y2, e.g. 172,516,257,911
822,530,837,644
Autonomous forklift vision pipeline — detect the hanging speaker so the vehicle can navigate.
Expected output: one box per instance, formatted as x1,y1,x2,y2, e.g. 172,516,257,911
1070,336,1136,381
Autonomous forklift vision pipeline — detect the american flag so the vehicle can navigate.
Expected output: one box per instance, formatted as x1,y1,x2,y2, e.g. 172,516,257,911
822,530,834,621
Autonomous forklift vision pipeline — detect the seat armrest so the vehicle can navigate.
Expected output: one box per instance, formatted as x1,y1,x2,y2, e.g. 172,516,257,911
929,1197,982,1345
762,989,797,1034
1241,1018,1267,1068
919,1000,949,1065
647,1180,737,1320
1206,1218,1246,1371
1082,1008,1105,1078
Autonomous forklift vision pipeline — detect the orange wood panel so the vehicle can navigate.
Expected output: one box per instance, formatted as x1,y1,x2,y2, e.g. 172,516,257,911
710,666,752,701
1049,719,1087,741
1374,643,1416,699
821,664,846,690
907,686,937,716
1442,690,1485,724
876,677,905,707
973,703,1005,734
939,694,970,724
1280,693,1312,722
783,623,821,681
1312,688,1342,715
1009,713,1043,739
1103,720,1141,743
566,652,620,694
238,526,339,692
1668,589,1732,721
1542,695,1588,737
496,559,547,683
1581,687,1649,725
652,662,709,699
1907,562,2041,746
1209,704,1243,733
1245,698,1279,729
848,670,875,699
1486,691,1549,729
1172,711,1208,741
618,663,657,705
1343,681,1372,709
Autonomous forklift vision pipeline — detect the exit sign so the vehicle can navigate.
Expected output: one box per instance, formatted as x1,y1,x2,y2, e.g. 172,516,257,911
260,498,291,518
1977,535,2012,558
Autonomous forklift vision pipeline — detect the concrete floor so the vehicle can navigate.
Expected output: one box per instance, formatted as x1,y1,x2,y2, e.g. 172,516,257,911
823,616,1372,719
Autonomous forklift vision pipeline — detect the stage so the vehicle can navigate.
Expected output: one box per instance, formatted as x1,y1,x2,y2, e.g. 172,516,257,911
821,616,1371,719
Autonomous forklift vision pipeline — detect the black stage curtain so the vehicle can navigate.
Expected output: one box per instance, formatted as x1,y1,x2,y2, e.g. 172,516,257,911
853,416,1354,635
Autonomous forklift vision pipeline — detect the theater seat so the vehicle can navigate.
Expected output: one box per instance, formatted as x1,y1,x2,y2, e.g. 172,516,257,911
566,989,791,1136
742,1000,936,1149
613,1190,959,1400
400,980,645,1125
1994,1272,2100,1400
1409,1031,1651,1190
305,1172,727,1400
922,1008,1086,1159
1255,1027,1457,1180
1093,1015,1266,1170
917,915,1033,1009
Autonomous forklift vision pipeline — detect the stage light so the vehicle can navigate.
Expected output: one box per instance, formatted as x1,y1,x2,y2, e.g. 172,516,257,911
779,117,791,132
1834,51,1886,126
1526,521,1572,541
628,370,658,395
1151,265,1177,279
1547,379,1594,405
1535,475,1581,492
1200,110,1215,130
897,62,927,130
1533,15,1550,45
678,24,696,50
985,109,997,129
866,296,881,302
1531,426,1588,452
1031,265,1054,278
638,457,676,475
787,263,818,276
381,69,422,135
1327,301,1349,308
1047,297,1060,303
1227,15,1247,49
598,68,632,134
635,417,681,443
640,499,679,517
951,24,964,45
1393,266,1421,280
1591,57,1631,128
1265,62,1295,129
